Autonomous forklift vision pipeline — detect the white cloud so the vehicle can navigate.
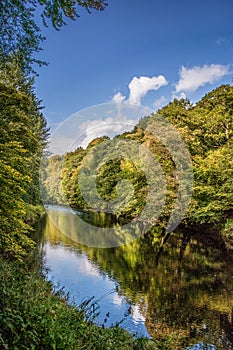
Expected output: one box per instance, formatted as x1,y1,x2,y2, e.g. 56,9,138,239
112,75,168,105
112,294,124,305
172,91,187,101
130,304,146,322
153,95,167,109
79,116,136,148
112,92,126,103
128,75,168,105
50,103,151,154
175,64,230,93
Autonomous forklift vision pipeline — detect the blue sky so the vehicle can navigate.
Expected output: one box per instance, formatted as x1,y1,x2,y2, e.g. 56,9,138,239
34,0,233,129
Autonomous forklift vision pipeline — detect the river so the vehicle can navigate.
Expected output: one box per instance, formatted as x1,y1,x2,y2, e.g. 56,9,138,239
35,205,233,349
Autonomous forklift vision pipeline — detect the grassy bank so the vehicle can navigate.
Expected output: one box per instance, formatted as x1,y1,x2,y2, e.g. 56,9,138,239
0,255,158,350
0,206,158,349
0,204,157,349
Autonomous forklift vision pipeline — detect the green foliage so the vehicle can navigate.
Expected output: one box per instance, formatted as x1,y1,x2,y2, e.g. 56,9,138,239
157,86,233,227
62,147,87,207
191,144,233,224
38,0,108,29
0,0,45,75
0,141,34,261
0,256,150,349
195,85,233,149
0,65,48,260
41,155,66,204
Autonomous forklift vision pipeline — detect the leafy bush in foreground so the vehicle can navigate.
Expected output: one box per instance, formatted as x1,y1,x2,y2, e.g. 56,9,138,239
0,257,156,350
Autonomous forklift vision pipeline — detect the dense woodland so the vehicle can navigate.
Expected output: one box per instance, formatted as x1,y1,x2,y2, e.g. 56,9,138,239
43,84,233,235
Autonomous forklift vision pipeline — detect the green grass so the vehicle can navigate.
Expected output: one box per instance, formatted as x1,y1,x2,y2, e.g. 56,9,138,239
0,256,160,350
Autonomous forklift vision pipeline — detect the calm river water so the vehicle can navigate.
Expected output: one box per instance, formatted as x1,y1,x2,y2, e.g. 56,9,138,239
35,205,233,349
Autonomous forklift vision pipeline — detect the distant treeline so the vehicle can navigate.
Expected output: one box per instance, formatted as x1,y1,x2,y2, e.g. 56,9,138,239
43,85,233,232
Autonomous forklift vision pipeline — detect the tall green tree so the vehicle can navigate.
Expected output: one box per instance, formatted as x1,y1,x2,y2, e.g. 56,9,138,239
0,63,49,260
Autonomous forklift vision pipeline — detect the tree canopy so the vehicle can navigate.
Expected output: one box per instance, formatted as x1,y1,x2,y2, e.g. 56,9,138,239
43,85,233,231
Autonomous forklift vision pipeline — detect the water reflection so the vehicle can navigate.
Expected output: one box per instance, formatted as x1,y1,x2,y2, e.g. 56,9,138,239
44,204,145,247
37,205,233,349
38,208,151,338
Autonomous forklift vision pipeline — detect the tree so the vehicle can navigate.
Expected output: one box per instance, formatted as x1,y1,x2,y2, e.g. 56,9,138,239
0,64,49,260
158,85,233,226
0,0,108,74
42,155,66,204
0,141,34,261
191,143,233,224
194,85,233,150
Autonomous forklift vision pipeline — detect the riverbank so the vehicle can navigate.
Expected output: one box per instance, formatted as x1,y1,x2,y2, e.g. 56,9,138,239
0,255,160,349
24,204,46,224
0,205,160,349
